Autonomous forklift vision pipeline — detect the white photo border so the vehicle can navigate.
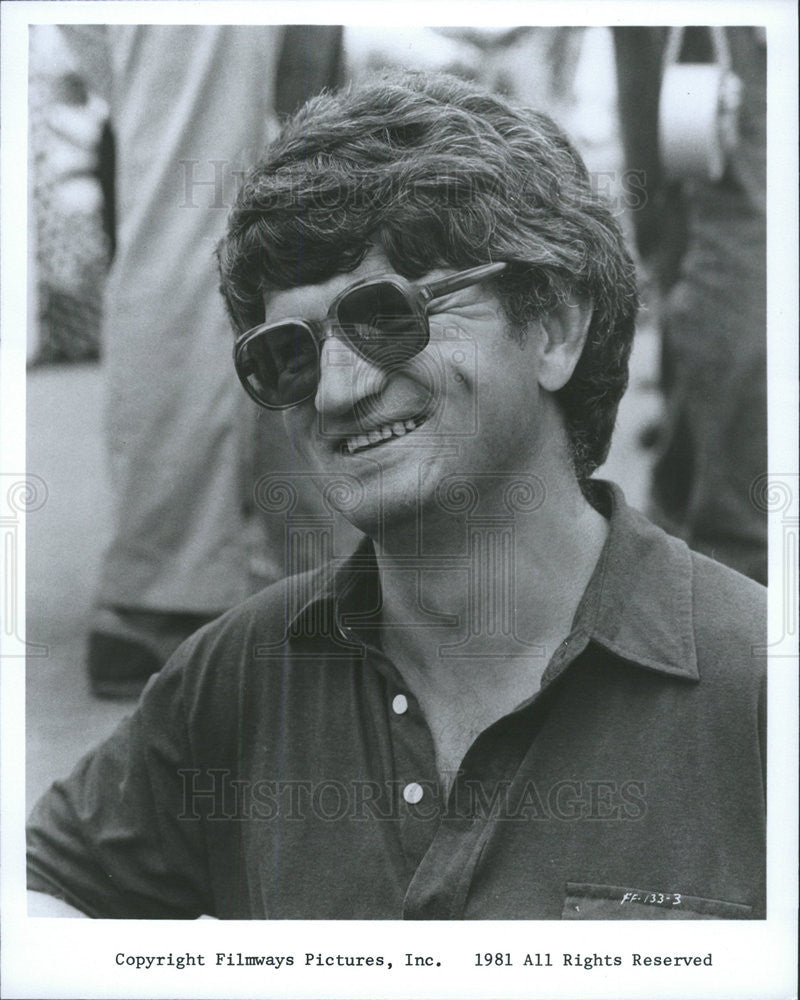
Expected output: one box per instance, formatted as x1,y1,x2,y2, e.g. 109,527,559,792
2,2,797,998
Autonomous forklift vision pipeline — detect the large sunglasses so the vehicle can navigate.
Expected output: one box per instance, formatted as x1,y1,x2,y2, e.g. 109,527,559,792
233,261,507,409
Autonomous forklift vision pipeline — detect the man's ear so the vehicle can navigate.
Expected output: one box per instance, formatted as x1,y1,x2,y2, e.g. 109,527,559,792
535,296,593,392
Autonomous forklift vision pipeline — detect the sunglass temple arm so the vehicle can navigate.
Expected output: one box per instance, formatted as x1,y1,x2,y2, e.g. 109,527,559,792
421,261,507,302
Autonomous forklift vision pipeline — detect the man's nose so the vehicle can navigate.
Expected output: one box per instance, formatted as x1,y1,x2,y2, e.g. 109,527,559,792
314,335,385,416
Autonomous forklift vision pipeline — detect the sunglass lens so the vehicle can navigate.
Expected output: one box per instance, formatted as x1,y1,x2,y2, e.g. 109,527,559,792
238,324,319,407
335,283,427,364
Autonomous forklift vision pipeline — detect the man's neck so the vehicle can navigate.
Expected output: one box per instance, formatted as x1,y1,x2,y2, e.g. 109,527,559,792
375,475,609,692
371,473,608,787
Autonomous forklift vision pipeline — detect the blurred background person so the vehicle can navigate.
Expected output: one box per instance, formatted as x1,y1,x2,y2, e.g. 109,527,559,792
32,25,345,698
614,26,767,584
28,26,111,365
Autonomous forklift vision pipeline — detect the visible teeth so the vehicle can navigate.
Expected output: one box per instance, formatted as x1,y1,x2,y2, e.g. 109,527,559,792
344,417,424,454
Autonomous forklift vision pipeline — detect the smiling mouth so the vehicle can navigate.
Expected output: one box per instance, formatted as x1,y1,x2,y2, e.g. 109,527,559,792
341,415,428,456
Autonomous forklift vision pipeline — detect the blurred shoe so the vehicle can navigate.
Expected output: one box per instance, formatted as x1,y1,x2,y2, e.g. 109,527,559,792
88,607,216,700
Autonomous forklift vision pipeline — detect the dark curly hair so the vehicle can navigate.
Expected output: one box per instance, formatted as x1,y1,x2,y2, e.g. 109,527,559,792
217,71,639,485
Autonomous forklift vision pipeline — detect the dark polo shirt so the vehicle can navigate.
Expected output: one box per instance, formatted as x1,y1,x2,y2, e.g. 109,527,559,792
27,484,766,919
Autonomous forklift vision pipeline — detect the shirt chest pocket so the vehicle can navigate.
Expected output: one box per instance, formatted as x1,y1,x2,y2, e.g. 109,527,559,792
562,882,754,920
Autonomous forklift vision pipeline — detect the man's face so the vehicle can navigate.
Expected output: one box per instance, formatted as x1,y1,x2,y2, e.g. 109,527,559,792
263,246,553,537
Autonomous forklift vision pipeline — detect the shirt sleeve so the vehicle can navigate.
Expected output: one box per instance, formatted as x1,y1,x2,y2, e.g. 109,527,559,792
27,647,213,919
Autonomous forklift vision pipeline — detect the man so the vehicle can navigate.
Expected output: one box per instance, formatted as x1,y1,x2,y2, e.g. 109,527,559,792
28,72,766,919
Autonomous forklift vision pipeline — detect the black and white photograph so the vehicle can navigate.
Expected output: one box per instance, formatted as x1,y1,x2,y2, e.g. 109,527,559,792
1,2,797,998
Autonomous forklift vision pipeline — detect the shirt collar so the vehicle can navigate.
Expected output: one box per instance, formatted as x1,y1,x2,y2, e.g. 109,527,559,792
571,480,699,681
290,537,380,643
290,481,699,681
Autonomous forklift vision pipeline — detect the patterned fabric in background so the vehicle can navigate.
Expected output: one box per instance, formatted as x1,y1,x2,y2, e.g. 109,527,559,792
29,26,111,365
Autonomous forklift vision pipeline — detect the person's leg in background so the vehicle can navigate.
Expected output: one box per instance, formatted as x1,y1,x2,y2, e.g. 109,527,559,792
651,227,767,584
649,27,767,584
89,286,259,696
85,25,350,698
614,26,767,585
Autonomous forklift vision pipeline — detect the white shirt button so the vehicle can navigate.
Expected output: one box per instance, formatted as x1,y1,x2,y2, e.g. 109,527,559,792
392,694,408,715
403,782,424,805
